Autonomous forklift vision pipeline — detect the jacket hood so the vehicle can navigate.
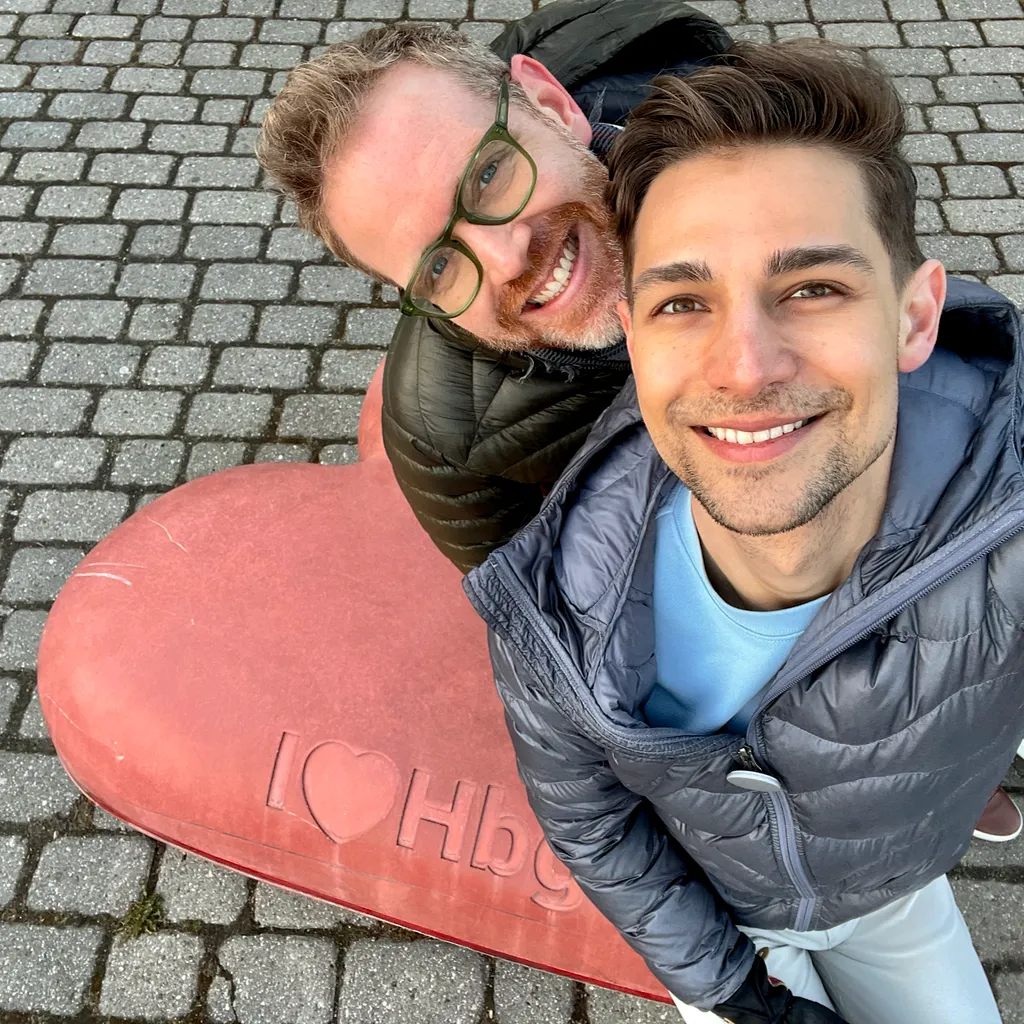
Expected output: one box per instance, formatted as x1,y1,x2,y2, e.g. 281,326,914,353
467,278,1024,723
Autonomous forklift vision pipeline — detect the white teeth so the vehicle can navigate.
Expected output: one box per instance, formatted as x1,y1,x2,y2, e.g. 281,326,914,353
528,238,578,307
707,419,807,444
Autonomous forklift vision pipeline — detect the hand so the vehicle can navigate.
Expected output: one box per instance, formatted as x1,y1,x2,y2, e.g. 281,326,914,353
711,952,849,1024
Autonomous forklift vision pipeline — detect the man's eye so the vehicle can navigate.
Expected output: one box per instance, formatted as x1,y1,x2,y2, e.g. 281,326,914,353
656,297,702,315
429,254,449,280
790,283,836,299
479,161,498,189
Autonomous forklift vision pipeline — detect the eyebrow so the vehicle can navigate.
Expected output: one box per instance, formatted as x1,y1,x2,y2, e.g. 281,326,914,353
630,244,875,301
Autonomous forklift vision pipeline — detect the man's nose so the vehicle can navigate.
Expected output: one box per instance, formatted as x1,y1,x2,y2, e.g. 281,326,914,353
704,304,798,398
456,219,533,286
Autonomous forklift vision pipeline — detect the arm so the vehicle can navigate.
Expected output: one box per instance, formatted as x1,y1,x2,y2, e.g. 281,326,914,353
488,629,754,1009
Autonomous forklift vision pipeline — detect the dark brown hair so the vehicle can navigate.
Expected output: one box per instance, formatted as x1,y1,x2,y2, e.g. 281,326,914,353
608,40,924,286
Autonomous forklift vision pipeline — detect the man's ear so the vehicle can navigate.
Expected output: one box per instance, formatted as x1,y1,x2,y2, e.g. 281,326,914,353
509,54,592,146
897,258,946,374
617,298,635,359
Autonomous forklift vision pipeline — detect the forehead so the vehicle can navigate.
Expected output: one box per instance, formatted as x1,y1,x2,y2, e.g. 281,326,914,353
323,63,498,276
632,145,882,276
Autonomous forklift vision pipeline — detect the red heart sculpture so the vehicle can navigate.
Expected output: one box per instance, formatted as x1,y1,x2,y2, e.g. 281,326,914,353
37,360,668,1004
302,741,401,843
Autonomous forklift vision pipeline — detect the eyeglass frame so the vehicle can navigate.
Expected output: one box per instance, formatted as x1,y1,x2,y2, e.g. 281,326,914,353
398,77,538,320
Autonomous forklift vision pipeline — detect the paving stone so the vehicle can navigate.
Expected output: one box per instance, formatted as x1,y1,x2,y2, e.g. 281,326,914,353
117,262,195,298
0,387,89,432
255,442,311,462
492,960,574,1024
298,266,372,304
902,19,982,46
324,19,384,42
175,156,259,188
944,198,1024,233
279,394,361,439
28,834,153,915
318,443,358,464
195,16,255,39
980,103,1024,130
83,38,136,61
99,932,203,1020
0,610,47,670
40,342,138,385
203,98,248,122
1,437,107,484
209,935,336,1024
14,150,87,182
586,987,679,1023
17,687,48,740
0,91,45,118
132,224,183,256
927,106,980,134
257,306,338,346
189,303,254,342
0,677,17,731
17,37,82,61
943,0,1021,15
90,152,175,184
983,21,1024,45
319,348,382,390
2,119,72,148
185,440,247,477
214,347,310,388
201,263,292,300
343,306,401,347
0,751,80,820
744,0,806,18
45,298,128,338
93,389,183,434
0,260,21,295
943,164,1011,197
129,302,183,341
0,187,33,218
140,40,182,63
0,295,36,333
156,848,248,923
50,91,127,119
73,12,137,34
266,227,325,262
36,184,112,219
52,223,128,257
0,835,25,907
913,165,943,199
20,12,76,34
997,234,1024,268
33,64,110,90
110,438,185,484
952,46,1024,75
948,877,1024,961
186,225,264,259
959,132,1024,164
141,15,190,38
458,21,507,43
233,126,260,154
14,490,129,541
190,190,277,223
260,18,321,41
2,547,84,603
337,939,486,1024
75,118,146,147
280,0,334,13
24,258,117,297
186,392,272,435
938,75,1023,103
823,22,899,45
191,68,266,95
810,0,885,15
93,805,136,830
995,973,1024,1024
919,234,1000,271
150,123,229,153
114,188,189,223
0,341,36,380
253,883,370,927
0,222,48,256
987,273,1024,306
0,925,103,1014
112,65,185,92
184,40,236,65
142,345,211,385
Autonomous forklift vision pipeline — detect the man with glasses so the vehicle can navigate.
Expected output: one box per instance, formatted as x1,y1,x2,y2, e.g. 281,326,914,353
256,7,1022,845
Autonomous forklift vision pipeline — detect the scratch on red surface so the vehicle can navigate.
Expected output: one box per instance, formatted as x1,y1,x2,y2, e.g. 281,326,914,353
145,516,189,554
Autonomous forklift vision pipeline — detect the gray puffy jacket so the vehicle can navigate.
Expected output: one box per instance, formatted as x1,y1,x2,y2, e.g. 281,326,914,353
462,278,1024,1009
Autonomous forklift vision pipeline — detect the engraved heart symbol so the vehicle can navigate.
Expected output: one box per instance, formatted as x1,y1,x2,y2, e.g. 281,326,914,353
302,741,402,844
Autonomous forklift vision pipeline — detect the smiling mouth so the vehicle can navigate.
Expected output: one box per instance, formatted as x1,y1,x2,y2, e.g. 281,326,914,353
526,231,578,308
701,416,820,445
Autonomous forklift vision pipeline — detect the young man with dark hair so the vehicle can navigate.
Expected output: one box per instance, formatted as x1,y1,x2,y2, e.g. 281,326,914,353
462,40,1022,1023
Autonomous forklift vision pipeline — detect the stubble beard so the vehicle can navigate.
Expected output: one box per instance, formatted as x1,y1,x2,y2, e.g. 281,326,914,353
485,142,625,353
658,384,894,537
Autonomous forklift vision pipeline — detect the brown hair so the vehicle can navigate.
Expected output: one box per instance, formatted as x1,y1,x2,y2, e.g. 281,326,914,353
255,22,512,279
608,40,924,286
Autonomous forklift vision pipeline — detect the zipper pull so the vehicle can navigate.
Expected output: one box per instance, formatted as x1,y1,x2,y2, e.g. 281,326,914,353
735,744,765,773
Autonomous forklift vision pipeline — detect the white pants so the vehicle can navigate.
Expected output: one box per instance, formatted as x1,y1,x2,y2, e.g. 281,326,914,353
671,876,1001,1024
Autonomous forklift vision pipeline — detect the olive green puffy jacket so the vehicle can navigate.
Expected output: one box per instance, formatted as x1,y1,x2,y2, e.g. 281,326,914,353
381,0,732,572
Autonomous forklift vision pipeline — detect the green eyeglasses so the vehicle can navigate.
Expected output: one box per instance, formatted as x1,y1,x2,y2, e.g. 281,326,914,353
399,78,538,319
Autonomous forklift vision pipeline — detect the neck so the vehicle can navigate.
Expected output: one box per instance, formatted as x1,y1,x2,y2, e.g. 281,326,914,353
691,445,894,612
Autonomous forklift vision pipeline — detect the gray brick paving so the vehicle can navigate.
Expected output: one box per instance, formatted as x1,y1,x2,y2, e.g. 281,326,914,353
157,848,248,923
0,1,1023,1019
28,833,153,915
99,932,204,1020
0,925,104,1015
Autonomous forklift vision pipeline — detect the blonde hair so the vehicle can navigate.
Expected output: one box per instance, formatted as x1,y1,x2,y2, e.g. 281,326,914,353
256,22,513,278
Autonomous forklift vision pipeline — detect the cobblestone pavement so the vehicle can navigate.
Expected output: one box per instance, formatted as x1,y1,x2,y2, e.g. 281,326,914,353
1,0,1024,1020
